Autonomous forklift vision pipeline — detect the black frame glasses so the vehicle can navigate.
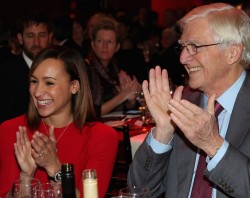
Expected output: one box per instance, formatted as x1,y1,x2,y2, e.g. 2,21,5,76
174,43,221,55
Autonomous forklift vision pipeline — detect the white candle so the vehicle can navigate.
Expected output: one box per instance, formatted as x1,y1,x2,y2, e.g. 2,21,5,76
83,178,98,198
82,169,98,198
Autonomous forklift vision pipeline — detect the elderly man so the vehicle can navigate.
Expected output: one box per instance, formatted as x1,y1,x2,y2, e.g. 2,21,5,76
128,3,250,198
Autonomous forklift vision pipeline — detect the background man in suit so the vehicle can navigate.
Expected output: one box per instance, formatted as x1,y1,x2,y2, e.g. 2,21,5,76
128,3,250,198
0,13,53,123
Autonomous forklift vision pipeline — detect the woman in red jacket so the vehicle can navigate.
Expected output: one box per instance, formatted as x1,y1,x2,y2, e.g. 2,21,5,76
0,46,118,198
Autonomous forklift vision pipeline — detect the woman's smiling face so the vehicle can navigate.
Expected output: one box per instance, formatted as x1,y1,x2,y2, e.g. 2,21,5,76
29,58,78,118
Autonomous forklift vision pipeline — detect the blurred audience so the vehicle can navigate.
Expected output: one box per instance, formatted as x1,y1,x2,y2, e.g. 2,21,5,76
162,9,178,29
151,26,187,86
52,14,85,58
8,25,22,56
116,15,135,50
115,15,148,83
160,27,178,49
0,21,17,65
72,17,85,48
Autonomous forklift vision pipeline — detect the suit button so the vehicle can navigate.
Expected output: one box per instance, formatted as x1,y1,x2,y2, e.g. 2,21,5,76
218,179,223,185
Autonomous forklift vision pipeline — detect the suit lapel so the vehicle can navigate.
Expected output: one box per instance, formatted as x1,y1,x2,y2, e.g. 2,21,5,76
226,75,250,147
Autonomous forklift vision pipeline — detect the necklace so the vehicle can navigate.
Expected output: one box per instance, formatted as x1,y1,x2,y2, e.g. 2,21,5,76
42,119,72,143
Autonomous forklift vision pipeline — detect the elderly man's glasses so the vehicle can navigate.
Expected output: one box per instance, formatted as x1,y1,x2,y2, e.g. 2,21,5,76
175,43,221,55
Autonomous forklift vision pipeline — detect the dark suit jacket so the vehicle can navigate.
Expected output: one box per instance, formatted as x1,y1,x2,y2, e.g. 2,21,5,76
0,55,30,123
128,73,250,198
0,47,16,65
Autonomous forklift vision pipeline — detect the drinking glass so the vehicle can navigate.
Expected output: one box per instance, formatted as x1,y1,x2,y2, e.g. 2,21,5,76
119,186,151,198
11,178,41,198
135,91,146,107
135,91,149,124
34,183,62,198
168,78,175,95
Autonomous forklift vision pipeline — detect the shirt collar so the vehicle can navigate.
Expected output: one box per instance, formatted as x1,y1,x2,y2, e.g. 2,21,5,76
22,51,33,68
203,70,246,113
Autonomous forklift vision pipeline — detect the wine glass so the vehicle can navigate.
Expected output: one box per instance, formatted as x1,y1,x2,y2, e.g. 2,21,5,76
168,78,175,95
119,186,151,198
135,91,149,124
12,178,41,198
34,182,62,198
135,91,146,107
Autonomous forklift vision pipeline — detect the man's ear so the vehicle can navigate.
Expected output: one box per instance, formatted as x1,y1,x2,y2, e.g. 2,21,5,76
17,33,23,45
115,43,120,52
227,43,243,65
48,32,53,45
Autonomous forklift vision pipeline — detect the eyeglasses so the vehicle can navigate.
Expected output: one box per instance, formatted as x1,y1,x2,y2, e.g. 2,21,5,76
175,43,221,55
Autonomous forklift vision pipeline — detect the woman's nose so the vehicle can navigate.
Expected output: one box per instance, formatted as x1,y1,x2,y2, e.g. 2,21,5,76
34,84,45,97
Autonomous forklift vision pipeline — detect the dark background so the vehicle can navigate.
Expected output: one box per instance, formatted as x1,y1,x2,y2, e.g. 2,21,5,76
0,0,247,26
0,0,150,25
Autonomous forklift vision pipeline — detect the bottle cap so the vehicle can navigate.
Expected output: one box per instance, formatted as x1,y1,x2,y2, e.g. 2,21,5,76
62,163,74,173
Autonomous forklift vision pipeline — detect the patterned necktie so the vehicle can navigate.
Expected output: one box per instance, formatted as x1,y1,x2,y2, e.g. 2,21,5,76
190,101,224,198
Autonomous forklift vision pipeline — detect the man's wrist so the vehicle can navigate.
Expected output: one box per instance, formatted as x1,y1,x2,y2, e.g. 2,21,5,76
208,147,220,159
206,136,224,158
208,141,223,158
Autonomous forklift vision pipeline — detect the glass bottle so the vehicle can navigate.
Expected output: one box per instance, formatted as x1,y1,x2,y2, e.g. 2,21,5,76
61,163,76,198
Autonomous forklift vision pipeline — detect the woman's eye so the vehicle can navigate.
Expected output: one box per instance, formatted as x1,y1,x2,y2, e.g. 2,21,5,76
30,79,37,84
46,82,54,86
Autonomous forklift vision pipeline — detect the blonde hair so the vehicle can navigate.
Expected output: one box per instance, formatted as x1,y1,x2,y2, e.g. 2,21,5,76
91,17,121,44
